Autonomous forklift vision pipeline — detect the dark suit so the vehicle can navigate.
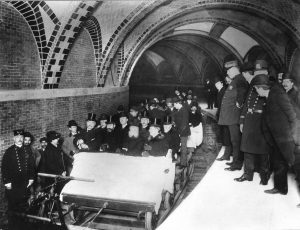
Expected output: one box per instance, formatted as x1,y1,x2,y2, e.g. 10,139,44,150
103,130,118,152
145,134,170,156
240,86,270,181
164,127,181,160
1,145,35,230
123,136,144,156
218,74,249,168
173,104,191,166
115,125,129,150
262,84,297,193
80,128,101,151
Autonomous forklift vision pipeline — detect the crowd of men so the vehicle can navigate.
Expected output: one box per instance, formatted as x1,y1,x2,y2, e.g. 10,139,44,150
1,90,203,230
214,57,300,205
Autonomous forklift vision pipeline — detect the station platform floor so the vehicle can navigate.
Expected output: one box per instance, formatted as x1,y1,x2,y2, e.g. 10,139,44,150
158,147,300,230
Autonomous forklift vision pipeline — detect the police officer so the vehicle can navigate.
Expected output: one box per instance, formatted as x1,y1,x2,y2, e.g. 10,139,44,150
254,75,297,195
218,57,249,171
234,74,270,185
1,129,35,230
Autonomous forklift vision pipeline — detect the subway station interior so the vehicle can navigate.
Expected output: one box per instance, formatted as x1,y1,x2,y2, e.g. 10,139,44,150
0,0,300,229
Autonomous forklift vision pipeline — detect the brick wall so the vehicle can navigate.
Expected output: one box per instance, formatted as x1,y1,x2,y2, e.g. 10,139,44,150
0,88,129,217
60,29,97,88
0,2,41,89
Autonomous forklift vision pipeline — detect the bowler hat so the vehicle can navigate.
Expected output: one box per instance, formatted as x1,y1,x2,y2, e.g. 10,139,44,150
67,120,78,127
282,73,294,81
251,74,270,86
39,137,47,143
117,105,124,112
87,113,97,122
13,129,24,136
46,131,61,142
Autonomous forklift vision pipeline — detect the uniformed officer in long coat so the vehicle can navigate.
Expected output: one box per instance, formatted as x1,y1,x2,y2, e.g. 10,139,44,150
254,75,297,195
218,57,249,171
1,129,35,230
234,74,270,184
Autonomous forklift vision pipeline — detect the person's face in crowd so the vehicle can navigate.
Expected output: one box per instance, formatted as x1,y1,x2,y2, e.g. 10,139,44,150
120,116,128,126
191,106,197,113
227,67,238,79
278,73,283,84
141,117,149,127
129,126,139,138
107,123,115,132
100,119,107,128
40,140,47,149
14,135,24,146
282,79,294,92
182,92,187,97
225,76,232,84
149,126,160,138
24,137,32,146
51,138,59,147
215,81,223,91
254,86,268,97
242,71,253,83
175,90,180,95
174,102,181,110
163,124,172,133
166,102,173,109
130,109,138,117
86,120,96,131
69,125,77,134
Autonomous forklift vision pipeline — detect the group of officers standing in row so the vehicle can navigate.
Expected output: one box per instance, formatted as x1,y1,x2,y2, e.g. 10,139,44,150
214,56,300,203
1,90,204,229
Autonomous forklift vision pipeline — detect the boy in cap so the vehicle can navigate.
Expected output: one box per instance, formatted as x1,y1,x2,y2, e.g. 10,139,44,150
62,120,81,176
254,74,297,195
1,129,35,230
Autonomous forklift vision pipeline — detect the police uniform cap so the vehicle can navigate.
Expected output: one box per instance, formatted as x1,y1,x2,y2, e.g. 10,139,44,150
282,72,294,81
251,74,270,86
13,129,24,136
224,55,238,69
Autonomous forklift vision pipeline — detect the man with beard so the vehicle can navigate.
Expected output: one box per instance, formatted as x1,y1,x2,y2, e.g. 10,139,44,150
24,132,41,170
102,117,118,153
254,75,296,195
62,120,81,176
1,129,35,230
122,121,145,156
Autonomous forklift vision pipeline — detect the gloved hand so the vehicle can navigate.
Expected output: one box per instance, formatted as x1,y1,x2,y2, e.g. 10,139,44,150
27,179,34,188
4,183,12,190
